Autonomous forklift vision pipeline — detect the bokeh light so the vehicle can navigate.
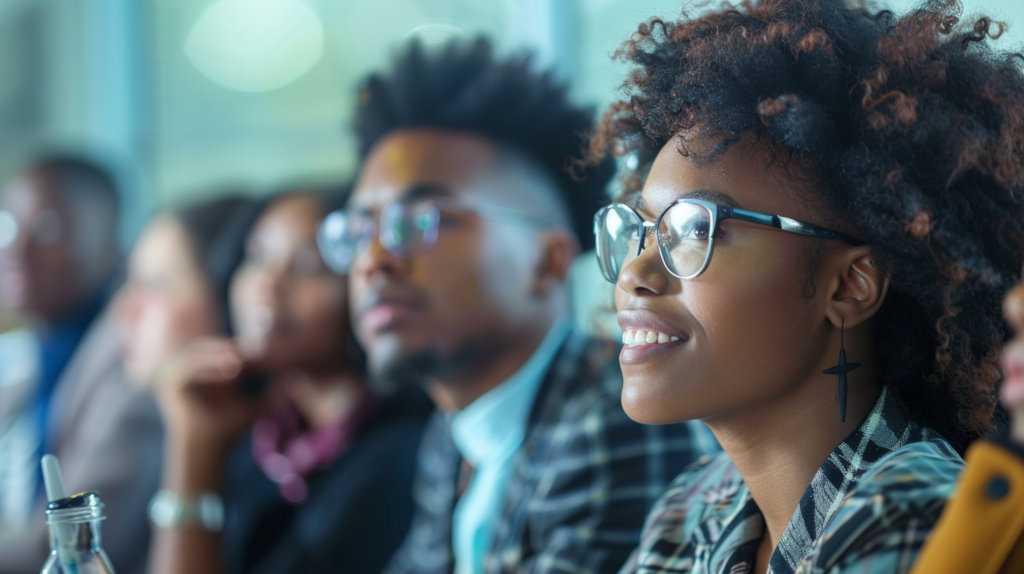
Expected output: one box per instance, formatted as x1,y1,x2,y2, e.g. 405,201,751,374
184,0,325,93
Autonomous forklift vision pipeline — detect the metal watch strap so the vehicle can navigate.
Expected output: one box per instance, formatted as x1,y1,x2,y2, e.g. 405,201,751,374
148,489,224,532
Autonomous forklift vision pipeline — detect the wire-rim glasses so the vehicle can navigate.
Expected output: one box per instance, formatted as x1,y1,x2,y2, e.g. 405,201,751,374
593,198,865,283
317,197,554,275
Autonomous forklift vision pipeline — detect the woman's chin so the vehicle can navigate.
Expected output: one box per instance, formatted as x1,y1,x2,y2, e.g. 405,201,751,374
621,383,695,425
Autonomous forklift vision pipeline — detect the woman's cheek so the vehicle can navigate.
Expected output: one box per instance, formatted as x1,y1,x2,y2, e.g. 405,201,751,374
290,280,348,338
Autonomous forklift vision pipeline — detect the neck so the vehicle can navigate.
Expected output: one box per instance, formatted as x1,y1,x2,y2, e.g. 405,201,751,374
427,316,558,411
704,330,881,552
278,365,367,428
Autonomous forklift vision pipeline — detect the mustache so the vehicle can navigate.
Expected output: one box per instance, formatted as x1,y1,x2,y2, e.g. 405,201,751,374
357,280,429,314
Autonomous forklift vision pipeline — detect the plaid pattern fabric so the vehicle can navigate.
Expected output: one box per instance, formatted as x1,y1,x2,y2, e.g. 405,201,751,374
623,386,964,574
384,334,720,574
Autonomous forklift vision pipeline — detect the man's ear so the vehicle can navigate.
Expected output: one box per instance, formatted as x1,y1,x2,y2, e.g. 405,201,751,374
531,230,579,297
823,246,889,329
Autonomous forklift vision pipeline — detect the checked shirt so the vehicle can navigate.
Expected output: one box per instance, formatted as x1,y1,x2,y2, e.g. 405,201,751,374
621,386,964,574
383,333,720,574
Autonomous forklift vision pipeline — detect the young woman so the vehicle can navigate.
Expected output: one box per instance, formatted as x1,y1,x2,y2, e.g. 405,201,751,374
585,0,1024,572
119,191,430,574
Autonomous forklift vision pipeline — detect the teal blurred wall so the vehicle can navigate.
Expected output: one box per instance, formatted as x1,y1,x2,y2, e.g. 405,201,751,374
1,0,1021,242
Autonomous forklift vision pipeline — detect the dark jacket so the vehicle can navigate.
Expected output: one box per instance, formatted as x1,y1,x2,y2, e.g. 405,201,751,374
222,388,433,574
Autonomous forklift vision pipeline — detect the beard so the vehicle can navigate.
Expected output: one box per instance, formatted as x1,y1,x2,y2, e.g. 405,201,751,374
366,337,494,397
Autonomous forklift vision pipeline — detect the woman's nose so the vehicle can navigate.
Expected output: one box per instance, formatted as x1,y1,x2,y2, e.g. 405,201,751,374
617,240,671,297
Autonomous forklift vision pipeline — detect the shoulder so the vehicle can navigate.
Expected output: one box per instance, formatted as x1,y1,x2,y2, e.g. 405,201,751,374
0,330,37,418
360,388,434,450
808,433,963,572
845,430,963,510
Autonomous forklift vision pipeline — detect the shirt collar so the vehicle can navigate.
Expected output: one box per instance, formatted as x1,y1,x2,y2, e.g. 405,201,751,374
769,385,919,574
449,318,572,467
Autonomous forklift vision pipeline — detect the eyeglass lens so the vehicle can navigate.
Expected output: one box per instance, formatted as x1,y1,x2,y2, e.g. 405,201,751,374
596,201,714,282
317,201,442,274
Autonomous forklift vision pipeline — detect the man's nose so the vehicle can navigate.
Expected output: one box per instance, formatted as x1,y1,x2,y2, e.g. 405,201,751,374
355,232,411,278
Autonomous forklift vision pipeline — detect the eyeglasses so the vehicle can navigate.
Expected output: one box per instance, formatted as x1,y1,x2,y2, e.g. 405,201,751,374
317,197,553,274
593,198,865,282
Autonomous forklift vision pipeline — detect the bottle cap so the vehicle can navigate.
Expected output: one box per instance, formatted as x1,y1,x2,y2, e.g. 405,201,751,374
46,491,105,524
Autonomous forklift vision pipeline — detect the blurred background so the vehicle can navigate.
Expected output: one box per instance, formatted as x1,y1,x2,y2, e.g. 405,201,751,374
0,0,1022,332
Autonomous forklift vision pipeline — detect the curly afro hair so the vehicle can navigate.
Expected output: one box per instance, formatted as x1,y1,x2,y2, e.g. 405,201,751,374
354,37,614,251
586,0,1024,450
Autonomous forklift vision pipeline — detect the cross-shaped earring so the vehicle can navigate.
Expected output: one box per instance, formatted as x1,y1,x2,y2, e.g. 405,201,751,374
823,319,861,423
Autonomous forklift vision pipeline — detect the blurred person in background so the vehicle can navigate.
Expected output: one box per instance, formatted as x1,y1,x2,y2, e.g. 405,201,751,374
0,156,163,574
321,39,719,574
908,265,1024,574
124,190,430,574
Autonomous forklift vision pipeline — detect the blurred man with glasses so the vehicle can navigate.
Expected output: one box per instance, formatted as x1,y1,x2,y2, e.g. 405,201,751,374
0,157,162,574
319,39,719,574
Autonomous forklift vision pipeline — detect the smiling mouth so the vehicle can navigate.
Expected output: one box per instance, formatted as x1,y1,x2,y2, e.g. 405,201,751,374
622,328,681,347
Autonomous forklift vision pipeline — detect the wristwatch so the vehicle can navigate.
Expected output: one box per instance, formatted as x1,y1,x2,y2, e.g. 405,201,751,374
148,489,224,532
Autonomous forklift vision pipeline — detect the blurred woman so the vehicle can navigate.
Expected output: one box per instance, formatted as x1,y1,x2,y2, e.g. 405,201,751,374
584,0,1024,572
119,191,430,574
119,196,257,388
909,269,1024,574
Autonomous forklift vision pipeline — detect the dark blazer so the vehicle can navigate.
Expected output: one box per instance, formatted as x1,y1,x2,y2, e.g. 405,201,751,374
383,333,721,574
221,388,433,574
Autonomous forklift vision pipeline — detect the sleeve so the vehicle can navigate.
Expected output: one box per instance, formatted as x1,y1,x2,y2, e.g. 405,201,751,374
510,402,714,574
908,440,1024,574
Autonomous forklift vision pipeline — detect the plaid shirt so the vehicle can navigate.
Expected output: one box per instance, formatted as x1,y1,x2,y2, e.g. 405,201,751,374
622,386,964,574
384,334,720,574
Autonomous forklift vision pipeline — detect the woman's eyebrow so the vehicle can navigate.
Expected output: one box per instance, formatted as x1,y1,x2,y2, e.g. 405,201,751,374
679,189,741,208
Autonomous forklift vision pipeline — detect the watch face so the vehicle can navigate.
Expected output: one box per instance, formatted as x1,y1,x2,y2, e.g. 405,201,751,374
148,490,224,531
148,490,181,529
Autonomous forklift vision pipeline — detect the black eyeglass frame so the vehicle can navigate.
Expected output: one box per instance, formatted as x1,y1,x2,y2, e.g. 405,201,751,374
594,198,865,282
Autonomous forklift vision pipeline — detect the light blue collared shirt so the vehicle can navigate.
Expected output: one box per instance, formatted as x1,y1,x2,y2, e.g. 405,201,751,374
449,318,572,574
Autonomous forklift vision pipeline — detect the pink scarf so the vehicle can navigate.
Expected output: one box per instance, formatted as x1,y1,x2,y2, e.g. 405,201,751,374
251,393,377,504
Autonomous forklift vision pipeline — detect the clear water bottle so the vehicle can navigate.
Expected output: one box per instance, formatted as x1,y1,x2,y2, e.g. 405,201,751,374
39,491,116,574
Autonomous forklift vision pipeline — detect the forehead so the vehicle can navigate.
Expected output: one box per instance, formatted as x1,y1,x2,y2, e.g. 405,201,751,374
258,194,322,231
640,135,819,221
248,195,323,251
351,129,498,206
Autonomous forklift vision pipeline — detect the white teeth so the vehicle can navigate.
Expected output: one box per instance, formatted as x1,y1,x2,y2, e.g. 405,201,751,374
622,329,682,347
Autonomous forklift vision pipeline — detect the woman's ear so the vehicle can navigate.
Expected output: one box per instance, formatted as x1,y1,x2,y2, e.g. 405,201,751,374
824,246,889,329
531,230,579,297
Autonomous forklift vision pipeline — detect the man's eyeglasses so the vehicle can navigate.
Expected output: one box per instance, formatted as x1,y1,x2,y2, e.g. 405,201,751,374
317,197,554,275
593,198,865,283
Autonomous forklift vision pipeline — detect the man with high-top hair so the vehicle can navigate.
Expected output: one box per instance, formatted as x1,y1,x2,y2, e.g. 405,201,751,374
318,39,719,574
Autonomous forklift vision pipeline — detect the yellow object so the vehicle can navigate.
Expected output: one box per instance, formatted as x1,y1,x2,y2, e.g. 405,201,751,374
911,440,1024,574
